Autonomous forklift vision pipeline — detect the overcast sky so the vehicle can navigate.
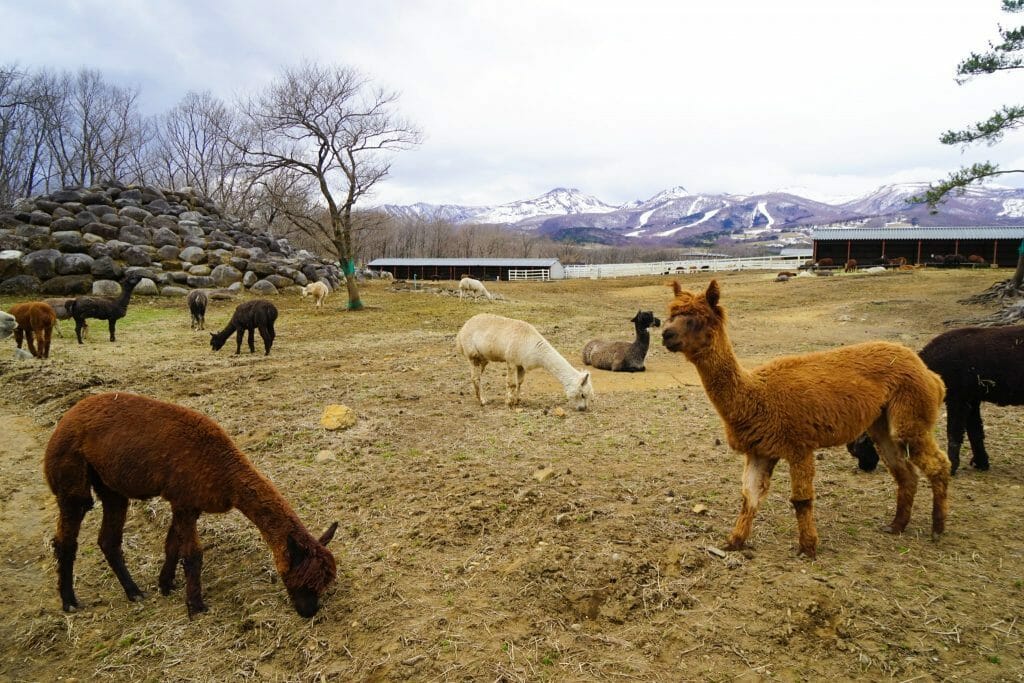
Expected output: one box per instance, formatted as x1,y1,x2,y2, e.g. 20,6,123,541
3,1,1022,207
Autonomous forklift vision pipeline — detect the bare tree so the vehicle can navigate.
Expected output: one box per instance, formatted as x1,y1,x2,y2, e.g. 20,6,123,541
0,65,49,205
233,62,421,310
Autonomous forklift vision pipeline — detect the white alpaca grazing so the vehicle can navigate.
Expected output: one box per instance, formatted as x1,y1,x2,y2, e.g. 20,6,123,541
459,277,492,300
0,309,16,340
455,313,595,411
301,281,330,313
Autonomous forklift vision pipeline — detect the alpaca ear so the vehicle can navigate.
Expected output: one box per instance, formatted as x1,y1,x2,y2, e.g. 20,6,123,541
581,371,591,385
705,280,720,308
286,533,307,567
670,280,683,296
319,522,339,546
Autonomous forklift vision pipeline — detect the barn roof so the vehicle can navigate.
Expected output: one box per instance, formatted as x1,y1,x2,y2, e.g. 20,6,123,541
367,258,561,267
812,226,1024,241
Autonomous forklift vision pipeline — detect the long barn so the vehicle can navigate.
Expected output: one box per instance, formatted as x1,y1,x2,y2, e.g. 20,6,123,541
366,258,566,281
811,226,1024,266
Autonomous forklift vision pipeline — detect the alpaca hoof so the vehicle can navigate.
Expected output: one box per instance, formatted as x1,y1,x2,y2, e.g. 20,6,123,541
723,538,745,551
62,600,79,613
880,524,905,535
186,601,208,618
971,459,990,471
797,545,817,559
128,591,146,603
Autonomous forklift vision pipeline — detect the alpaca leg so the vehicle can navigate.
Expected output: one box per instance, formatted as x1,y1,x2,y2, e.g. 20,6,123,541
945,401,967,475
259,324,274,355
14,327,23,349
247,327,256,353
158,523,182,596
787,455,819,557
724,455,777,551
234,329,244,354
25,329,40,357
175,511,207,616
93,485,144,602
868,419,918,534
470,361,487,405
74,319,85,344
53,495,92,611
905,434,951,538
505,363,518,407
965,400,989,470
42,325,52,359
108,319,116,342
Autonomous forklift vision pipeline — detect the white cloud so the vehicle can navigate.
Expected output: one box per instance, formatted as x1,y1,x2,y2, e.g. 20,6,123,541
2,0,1019,207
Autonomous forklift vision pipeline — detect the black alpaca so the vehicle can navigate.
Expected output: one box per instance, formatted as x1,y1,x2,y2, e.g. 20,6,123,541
582,310,662,372
187,290,208,331
67,273,143,344
848,326,1024,474
210,299,278,355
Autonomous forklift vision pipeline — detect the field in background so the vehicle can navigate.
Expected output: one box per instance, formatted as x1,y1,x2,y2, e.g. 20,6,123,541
0,269,1022,682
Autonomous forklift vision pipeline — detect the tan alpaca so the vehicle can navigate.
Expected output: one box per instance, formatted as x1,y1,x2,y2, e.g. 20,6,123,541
661,280,950,558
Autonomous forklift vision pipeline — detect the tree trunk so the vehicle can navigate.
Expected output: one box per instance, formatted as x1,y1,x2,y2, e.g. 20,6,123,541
1012,243,1024,290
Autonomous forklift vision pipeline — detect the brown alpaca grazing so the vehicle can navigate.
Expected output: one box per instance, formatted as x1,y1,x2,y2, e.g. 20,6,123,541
660,280,950,558
9,301,57,358
844,259,857,272
45,392,338,617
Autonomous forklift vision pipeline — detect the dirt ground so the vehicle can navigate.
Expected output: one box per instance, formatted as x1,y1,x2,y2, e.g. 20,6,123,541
0,269,1022,682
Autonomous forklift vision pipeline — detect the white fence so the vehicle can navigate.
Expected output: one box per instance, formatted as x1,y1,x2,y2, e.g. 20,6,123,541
508,268,551,281
563,255,807,279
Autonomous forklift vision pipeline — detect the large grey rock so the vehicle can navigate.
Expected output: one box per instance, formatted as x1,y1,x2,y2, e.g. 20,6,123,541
145,214,177,231
134,277,159,296
179,246,207,264
119,205,152,223
123,245,154,266
151,226,180,247
83,222,120,240
50,189,84,203
15,223,51,239
242,270,258,287
119,224,154,245
99,212,128,228
21,249,61,279
50,216,79,231
160,285,189,297
91,255,123,280
187,264,211,276
40,274,93,295
118,188,143,202
0,274,41,293
0,250,23,278
248,260,274,277
89,204,116,216
264,274,294,289
74,210,99,228
169,271,190,284
176,221,204,238
211,264,243,287
80,191,110,206
156,244,180,260
179,211,204,222
29,210,52,226
56,253,95,275
250,279,279,295
52,230,87,253
186,274,215,288
92,279,122,296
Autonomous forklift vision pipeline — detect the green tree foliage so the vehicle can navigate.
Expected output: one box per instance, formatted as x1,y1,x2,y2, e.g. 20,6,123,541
915,0,1024,207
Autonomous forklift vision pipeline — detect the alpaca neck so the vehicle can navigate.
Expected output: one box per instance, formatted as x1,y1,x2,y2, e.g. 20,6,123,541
632,325,650,352
116,280,138,311
231,467,303,563
688,328,754,420
538,340,582,392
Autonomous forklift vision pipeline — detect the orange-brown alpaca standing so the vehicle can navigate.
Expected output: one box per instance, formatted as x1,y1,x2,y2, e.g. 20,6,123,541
661,280,950,558
45,392,338,617
9,301,57,358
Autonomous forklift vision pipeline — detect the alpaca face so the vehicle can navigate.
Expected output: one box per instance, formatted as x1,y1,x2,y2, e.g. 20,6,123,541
567,372,595,411
632,311,661,329
283,526,338,618
661,281,723,357
210,333,226,352
846,434,880,472
300,286,310,298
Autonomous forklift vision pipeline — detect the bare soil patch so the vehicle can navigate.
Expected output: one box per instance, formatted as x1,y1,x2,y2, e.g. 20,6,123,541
1,270,1022,681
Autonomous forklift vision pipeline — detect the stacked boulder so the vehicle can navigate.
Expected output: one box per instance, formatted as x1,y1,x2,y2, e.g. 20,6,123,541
0,181,343,296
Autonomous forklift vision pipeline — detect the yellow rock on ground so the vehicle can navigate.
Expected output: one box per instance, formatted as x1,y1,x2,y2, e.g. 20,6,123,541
321,404,356,430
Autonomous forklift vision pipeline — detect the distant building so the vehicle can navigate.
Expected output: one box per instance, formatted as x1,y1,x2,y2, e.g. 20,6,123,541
366,257,566,281
811,226,1024,266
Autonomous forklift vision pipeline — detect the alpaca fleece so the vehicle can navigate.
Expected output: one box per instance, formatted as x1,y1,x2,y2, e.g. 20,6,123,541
9,301,57,358
44,392,337,617
661,280,949,558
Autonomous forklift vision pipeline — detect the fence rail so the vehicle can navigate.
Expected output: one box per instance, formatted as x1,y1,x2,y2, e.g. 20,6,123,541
508,268,552,281
562,255,807,279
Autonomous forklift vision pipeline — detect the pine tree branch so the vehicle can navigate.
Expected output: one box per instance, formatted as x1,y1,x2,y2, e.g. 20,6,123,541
909,162,1024,208
940,104,1024,144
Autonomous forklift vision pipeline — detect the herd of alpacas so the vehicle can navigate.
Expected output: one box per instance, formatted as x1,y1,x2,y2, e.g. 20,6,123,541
1,272,1022,618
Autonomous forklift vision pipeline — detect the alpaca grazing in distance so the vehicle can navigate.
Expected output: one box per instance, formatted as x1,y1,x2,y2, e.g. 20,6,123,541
187,290,208,331
456,313,594,411
849,325,1024,475
44,392,338,617
9,301,58,358
210,299,278,355
67,273,144,343
300,281,330,313
582,310,661,372
661,280,949,558
459,276,492,300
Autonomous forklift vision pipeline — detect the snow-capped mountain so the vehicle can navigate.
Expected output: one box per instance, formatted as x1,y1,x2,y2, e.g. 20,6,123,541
376,183,1024,246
